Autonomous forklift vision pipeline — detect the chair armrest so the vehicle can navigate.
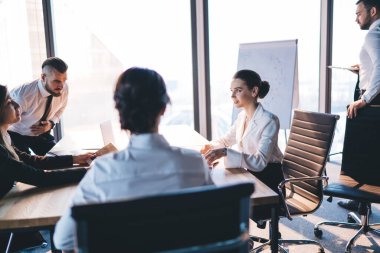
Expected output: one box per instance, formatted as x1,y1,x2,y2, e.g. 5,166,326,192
277,176,329,220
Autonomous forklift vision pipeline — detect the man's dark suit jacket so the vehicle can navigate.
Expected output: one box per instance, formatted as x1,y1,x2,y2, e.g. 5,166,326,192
0,144,86,198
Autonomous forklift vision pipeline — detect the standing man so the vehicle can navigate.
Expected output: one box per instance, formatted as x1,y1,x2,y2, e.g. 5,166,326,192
338,0,380,210
8,57,69,155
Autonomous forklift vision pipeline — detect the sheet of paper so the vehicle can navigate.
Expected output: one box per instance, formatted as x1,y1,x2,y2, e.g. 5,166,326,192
327,66,358,71
95,143,118,156
86,143,118,165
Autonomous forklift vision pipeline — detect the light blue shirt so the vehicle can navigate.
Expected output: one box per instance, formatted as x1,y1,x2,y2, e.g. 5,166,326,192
360,18,380,103
53,133,212,251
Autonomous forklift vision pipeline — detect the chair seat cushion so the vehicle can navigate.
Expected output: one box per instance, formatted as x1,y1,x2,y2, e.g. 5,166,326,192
286,192,320,215
324,174,380,204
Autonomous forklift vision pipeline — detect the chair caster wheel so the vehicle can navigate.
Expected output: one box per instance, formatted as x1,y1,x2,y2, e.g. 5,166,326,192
314,228,323,238
347,214,356,223
248,240,254,250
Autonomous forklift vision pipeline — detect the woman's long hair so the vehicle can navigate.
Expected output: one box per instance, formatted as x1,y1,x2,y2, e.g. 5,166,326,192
0,85,19,160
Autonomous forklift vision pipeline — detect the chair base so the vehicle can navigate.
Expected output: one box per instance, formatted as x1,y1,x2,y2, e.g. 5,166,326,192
249,235,325,253
249,235,287,253
314,207,380,253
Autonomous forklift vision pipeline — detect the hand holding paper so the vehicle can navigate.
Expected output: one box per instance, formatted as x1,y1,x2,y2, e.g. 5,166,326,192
95,143,118,156
86,143,118,164
327,65,359,74
327,65,359,71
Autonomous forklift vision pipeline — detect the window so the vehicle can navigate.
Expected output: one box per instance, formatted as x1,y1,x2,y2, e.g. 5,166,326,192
208,0,321,149
51,0,193,148
330,0,365,162
0,0,46,89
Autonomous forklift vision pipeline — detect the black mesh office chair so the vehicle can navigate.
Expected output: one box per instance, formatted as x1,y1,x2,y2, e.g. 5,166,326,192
251,109,339,253
314,106,380,253
72,183,254,253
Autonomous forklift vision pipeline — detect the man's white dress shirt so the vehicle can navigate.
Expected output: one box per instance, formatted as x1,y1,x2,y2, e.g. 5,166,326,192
210,103,283,172
360,18,380,103
9,79,68,136
54,133,212,251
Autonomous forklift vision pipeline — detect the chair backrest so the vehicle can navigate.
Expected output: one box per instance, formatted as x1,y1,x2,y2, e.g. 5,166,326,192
71,183,254,253
282,109,339,214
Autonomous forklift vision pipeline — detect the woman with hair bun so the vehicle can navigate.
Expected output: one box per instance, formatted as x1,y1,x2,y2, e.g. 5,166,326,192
202,69,283,195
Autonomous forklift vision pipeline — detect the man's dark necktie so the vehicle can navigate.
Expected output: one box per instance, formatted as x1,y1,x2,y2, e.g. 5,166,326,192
354,75,360,101
40,95,53,122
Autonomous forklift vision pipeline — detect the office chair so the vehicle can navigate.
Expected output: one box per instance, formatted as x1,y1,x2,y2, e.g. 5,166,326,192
314,106,380,253
250,109,339,253
71,183,254,253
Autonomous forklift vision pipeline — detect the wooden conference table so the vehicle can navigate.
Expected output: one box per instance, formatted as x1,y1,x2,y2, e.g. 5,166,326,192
0,125,280,253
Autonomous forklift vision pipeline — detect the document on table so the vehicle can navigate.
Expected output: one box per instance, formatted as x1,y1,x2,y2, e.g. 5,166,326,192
327,66,358,71
95,143,118,156
87,143,118,164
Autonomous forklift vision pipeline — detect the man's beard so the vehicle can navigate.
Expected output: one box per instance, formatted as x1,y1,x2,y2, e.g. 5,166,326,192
45,83,62,97
360,17,371,30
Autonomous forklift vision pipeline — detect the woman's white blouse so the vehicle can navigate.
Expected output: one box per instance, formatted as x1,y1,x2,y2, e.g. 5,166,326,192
211,103,283,172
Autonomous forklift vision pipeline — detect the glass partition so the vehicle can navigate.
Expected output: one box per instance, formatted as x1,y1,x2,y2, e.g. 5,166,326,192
208,0,321,150
0,0,46,89
330,0,366,162
51,0,193,148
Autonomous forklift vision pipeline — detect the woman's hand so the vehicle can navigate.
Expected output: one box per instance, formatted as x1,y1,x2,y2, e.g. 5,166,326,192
204,148,226,166
73,153,96,165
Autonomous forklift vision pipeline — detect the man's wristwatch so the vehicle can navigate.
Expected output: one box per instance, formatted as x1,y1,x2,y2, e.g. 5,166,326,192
222,147,227,156
49,120,56,129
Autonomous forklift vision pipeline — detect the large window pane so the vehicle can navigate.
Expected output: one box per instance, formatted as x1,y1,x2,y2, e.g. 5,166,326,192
331,0,366,162
0,0,46,89
208,0,321,149
51,0,193,148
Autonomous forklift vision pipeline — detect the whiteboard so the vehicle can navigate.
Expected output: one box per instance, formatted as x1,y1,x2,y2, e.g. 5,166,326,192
234,40,298,129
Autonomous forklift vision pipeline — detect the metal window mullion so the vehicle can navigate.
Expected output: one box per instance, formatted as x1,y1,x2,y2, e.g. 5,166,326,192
42,0,62,141
319,0,334,113
191,0,212,140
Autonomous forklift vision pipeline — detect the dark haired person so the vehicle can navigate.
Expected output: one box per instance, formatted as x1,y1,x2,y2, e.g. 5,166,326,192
202,69,283,192
339,0,380,211
347,0,380,118
8,57,70,155
201,70,283,227
0,84,92,251
54,67,212,252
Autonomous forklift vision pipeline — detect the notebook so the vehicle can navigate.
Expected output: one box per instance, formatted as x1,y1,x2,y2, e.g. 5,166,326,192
83,121,119,165
100,120,130,149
